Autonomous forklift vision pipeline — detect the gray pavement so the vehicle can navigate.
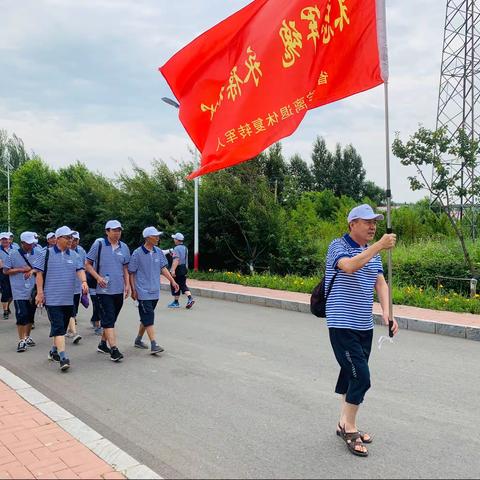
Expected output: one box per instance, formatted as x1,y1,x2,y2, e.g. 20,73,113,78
0,297,479,479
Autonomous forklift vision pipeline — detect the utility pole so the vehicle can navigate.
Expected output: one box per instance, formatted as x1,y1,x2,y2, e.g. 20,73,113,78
161,97,199,271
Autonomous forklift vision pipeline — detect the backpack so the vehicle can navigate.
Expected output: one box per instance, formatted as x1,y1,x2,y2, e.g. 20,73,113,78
310,272,337,318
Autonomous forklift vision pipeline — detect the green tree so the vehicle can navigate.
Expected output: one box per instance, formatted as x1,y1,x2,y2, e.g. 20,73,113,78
116,160,185,247
392,127,480,276
333,144,366,200
310,136,334,191
11,158,58,235
199,162,283,273
361,180,386,205
258,143,287,203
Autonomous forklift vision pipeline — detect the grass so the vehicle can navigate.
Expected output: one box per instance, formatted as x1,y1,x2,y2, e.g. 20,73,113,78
189,270,480,314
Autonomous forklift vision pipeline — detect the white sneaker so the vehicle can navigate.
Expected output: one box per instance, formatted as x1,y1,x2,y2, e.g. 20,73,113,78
65,332,73,338
25,337,36,347
72,334,82,344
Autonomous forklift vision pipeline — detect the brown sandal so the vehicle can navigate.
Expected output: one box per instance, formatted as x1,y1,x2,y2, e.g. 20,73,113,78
339,426,369,457
336,423,373,444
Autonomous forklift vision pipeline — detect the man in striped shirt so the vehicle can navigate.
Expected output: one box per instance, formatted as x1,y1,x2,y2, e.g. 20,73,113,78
85,220,130,362
0,233,13,319
34,226,88,372
65,231,85,344
129,227,179,354
3,232,40,352
325,204,398,457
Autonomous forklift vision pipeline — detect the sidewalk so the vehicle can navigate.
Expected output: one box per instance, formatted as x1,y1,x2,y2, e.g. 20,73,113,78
0,381,124,480
162,278,480,341
0,367,161,480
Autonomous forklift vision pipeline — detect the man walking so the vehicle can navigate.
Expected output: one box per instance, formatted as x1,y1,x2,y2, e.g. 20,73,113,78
3,232,39,352
0,233,13,319
168,232,195,309
325,204,398,457
65,231,85,344
34,226,88,371
129,227,179,354
85,220,130,362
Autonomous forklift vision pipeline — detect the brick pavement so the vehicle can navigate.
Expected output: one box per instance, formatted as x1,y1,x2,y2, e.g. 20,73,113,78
0,381,124,480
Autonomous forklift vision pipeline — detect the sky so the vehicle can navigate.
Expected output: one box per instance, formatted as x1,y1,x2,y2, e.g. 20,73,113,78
0,0,446,202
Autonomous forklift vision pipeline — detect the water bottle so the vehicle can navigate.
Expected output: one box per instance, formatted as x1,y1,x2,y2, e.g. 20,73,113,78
102,274,110,293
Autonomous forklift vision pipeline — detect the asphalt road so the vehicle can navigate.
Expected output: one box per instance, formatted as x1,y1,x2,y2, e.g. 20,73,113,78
0,296,479,479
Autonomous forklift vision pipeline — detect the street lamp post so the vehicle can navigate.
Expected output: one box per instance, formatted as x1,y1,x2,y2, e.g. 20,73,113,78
1,148,12,232
162,97,200,271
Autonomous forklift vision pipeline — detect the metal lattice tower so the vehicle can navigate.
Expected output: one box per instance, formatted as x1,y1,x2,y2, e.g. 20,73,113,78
436,0,480,239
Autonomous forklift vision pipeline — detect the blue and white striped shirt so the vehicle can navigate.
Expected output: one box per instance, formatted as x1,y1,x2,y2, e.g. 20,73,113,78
128,245,168,300
0,246,12,264
325,234,383,331
72,245,87,294
86,238,130,295
33,246,84,306
3,247,41,300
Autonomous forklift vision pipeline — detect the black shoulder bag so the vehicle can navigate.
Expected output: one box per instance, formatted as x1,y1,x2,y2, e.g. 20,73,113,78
86,240,103,288
310,272,338,318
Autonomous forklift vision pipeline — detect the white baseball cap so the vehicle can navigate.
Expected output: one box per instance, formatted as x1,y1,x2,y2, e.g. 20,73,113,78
105,220,122,230
55,226,74,237
347,204,384,223
46,232,56,240
143,226,162,238
20,232,37,244
171,232,184,241
6,231,13,237
72,231,80,239
0,232,9,240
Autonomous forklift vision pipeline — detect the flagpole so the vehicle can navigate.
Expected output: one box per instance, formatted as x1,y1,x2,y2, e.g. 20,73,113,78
384,81,394,338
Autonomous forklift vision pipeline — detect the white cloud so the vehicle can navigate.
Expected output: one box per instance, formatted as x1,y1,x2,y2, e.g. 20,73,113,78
0,106,192,177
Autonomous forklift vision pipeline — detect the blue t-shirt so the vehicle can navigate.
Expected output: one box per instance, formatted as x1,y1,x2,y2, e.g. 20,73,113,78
172,244,188,265
128,245,168,300
33,246,84,306
72,245,87,294
3,247,41,300
87,238,130,295
325,234,384,331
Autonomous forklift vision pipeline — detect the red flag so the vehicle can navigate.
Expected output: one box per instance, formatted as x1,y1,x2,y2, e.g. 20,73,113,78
160,0,388,179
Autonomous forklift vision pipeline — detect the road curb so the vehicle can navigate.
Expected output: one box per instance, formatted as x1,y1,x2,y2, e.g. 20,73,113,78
162,284,480,342
0,366,162,479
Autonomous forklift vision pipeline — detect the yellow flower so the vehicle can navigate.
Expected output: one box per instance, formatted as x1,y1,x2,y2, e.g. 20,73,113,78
439,284,444,288
444,297,449,302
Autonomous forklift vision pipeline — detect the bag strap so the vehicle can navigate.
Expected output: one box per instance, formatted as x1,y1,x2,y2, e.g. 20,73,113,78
96,240,103,275
18,250,33,269
43,247,51,281
325,272,338,301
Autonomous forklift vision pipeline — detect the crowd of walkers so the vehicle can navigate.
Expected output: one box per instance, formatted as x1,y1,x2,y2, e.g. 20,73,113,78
0,221,195,371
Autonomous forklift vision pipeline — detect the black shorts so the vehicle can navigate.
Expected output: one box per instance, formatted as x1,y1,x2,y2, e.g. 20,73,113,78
171,275,189,295
46,305,74,337
73,293,81,317
0,274,12,302
97,294,123,329
90,294,100,323
138,299,158,327
14,300,36,326
329,328,373,406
